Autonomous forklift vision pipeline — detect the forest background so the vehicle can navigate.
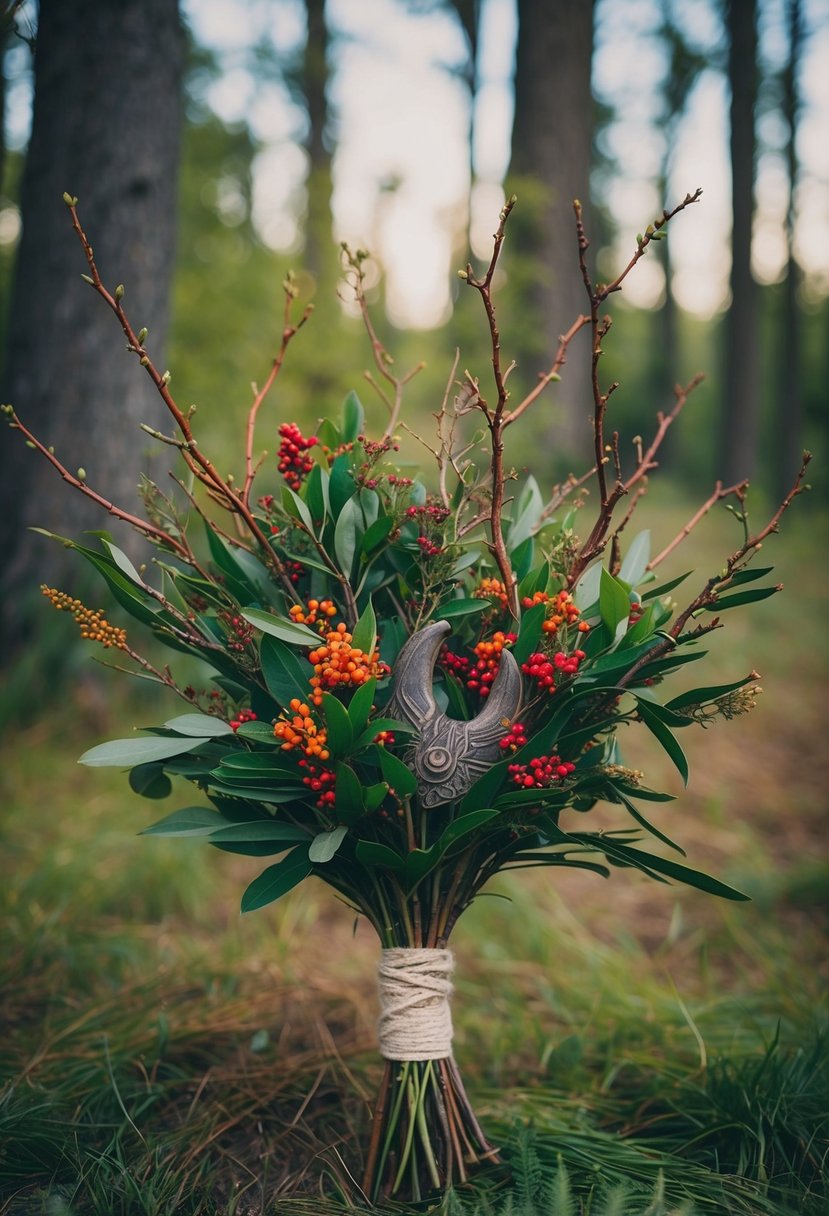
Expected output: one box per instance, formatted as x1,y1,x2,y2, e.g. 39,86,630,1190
0,2,827,1214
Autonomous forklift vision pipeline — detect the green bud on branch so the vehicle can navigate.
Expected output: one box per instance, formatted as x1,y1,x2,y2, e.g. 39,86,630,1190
140,356,150,367
62,192,78,207
114,284,125,302
137,328,148,345
161,370,171,385
77,468,86,481
81,274,94,285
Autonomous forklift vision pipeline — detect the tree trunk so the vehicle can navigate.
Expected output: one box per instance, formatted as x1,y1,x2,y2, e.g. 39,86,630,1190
773,0,802,502
0,0,184,657
507,0,595,468
302,0,332,285
721,0,759,483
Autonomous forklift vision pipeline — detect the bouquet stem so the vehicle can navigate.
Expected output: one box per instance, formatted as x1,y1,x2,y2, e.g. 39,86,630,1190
363,1056,500,1202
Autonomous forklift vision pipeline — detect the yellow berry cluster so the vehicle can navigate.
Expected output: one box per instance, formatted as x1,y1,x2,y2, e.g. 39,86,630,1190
273,698,330,760
289,598,337,630
307,622,386,706
41,585,127,649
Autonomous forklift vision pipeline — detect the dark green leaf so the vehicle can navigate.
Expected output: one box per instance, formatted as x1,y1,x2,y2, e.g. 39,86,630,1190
141,806,226,837
321,692,354,757
328,454,355,517
725,565,774,587
361,515,395,555
304,464,329,527
599,568,632,638
209,821,308,845
636,700,689,785
705,585,780,611
351,597,377,655
129,763,173,799
364,781,390,811
334,762,365,823
641,571,692,601
430,598,489,621
512,601,548,665
355,840,404,871
666,674,757,711
241,847,312,913
281,485,314,533
341,390,365,443
260,634,312,704
378,747,418,797
586,838,749,900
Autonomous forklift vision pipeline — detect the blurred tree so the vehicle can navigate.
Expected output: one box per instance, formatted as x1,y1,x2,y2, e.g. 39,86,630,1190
0,0,184,658
653,10,708,411
772,0,803,501
302,0,333,283
721,0,760,482
506,0,595,467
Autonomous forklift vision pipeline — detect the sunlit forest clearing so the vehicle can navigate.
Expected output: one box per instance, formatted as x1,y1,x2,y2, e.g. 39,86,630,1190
1,1,827,1213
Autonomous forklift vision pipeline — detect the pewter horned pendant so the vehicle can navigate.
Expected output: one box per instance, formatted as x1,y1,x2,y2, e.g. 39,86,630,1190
386,620,523,807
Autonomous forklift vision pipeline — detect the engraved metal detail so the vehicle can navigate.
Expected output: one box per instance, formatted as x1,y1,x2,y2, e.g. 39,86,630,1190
386,620,523,807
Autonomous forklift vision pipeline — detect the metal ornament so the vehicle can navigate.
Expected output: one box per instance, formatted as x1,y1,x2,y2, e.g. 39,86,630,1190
386,620,523,807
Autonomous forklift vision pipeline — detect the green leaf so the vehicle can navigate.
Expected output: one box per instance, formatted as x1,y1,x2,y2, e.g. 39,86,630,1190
573,562,602,612
589,838,749,901
242,607,319,646
281,485,314,533
163,713,234,737
431,599,489,621
321,693,354,756
460,760,508,814
80,735,204,767
666,674,757,712
378,747,418,797
436,808,499,855
128,763,173,799
304,464,329,527
348,678,377,735
636,700,689,785
101,540,146,586
641,571,692,601
260,634,312,704
353,718,415,749
619,530,651,586
726,565,774,587
705,585,780,611
615,792,685,855
333,495,364,578
209,821,308,845
328,454,355,517
140,807,226,837
234,720,279,745
341,389,365,443
241,847,312,913
355,840,404,871
308,825,349,864
351,597,377,655
364,781,390,811
513,601,548,665
335,762,365,823
361,515,395,555
506,475,543,552
599,568,632,639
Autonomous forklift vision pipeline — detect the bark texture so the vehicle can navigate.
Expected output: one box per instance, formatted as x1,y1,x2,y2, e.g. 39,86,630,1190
507,0,595,466
0,0,184,653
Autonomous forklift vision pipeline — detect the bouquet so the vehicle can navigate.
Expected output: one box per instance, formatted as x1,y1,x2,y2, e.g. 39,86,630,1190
7,190,809,1203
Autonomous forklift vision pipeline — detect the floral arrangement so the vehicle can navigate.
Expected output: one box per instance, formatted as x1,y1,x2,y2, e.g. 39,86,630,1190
6,190,809,1204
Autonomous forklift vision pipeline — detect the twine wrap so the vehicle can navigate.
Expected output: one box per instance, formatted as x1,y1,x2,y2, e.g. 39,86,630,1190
377,947,455,1061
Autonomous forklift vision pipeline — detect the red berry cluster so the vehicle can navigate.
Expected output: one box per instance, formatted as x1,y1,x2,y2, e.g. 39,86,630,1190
468,631,518,697
416,535,443,557
299,759,336,808
440,648,471,679
508,754,576,788
405,503,451,523
374,729,395,747
221,612,256,653
629,599,644,625
229,708,258,732
521,648,586,693
278,422,318,492
499,721,528,752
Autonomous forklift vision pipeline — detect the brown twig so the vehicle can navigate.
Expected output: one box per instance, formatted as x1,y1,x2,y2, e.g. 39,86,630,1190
65,200,301,603
242,278,313,507
648,480,748,570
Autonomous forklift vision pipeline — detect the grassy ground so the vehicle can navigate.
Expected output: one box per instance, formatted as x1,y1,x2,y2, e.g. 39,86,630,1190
1,494,827,1215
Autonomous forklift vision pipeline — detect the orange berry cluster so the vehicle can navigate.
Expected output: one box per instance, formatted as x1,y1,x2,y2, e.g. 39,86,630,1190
474,577,509,610
307,622,387,706
289,598,337,630
273,699,330,760
467,630,518,697
41,585,127,649
521,588,590,636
